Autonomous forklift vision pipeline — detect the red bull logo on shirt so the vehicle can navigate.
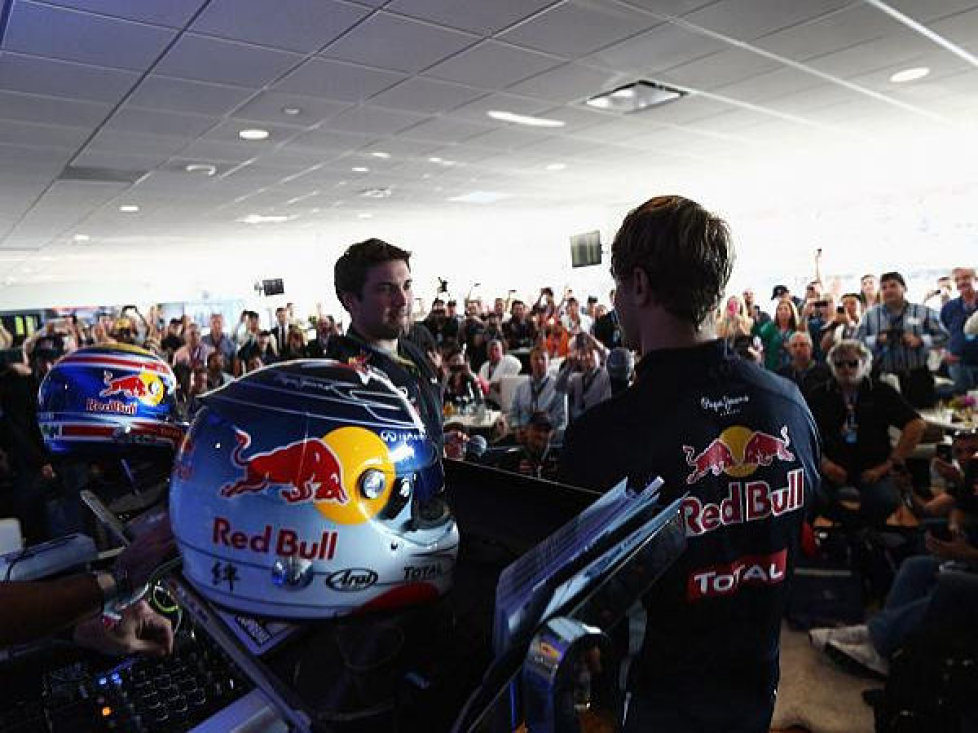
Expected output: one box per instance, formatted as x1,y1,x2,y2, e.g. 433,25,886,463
219,425,396,525
682,425,794,485
98,370,166,407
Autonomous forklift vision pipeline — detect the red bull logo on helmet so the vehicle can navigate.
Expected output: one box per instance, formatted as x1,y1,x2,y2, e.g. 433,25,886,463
98,370,166,407
682,425,794,485
219,425,396,525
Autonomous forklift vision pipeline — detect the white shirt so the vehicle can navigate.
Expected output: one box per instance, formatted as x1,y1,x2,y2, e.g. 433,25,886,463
478,353,522,384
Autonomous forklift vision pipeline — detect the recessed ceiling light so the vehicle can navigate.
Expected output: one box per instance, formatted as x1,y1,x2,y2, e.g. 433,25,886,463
545,163,567,171
73,234,91,242
586,80,685,113
428,157,443,163
889,66,930,83
448,191,512,204
370,151,391,159
119,204,140,213
238,214,291,224
486,110,566,128
281,106,302,116
185,163,217,176
239,128,270,141
357,213,373,219
351,166,369,173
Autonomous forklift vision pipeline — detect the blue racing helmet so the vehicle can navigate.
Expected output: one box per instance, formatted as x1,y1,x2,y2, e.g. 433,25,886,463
169,359,458,619
37,344,185,456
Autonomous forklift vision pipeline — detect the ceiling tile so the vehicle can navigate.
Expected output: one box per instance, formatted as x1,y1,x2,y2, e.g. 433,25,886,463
86,129,193,156
682,0,850,42
386,0,557,35
230,91,351,126
399,116,494,143
764,84,857,115
500,0,658,57
286,127,376,152
192,0,369,53
200,119,305,145
447,92,552,122
929,6,978,49
534,104,613,132
104,107,219,138
712,67,826,104
22,0,205,28
506,62,625,103
71,149,174,170
586,22,727,74
658,48,783,91
0,119,92,149
425,40,562,89
805,33,937,79
323,106,427,136
463,125,552,150
274,58,405,100
321,12,478,73
617,0,723,15
154,33,304,87
609,94,735,125
128,75,257,117
887,0,978,22
368,77,485,113
0,89,111,127
4,2,177,72
359,137,441,158
0,52,140,104
755,4,897,62
173,138,264,163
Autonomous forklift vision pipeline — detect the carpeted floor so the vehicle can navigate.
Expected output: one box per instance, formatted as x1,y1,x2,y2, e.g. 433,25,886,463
772,622,884,733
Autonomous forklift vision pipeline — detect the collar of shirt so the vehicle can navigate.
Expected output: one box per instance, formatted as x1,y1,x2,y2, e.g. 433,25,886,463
634,339,729,383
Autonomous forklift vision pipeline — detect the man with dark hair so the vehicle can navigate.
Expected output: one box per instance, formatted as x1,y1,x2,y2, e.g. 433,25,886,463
558,195,819,733
856,270,948,408
502,300,536,351
327,238,443,448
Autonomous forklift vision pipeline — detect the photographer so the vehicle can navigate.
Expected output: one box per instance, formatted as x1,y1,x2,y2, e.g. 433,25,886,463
443,348,483,412
820,292,862,355
856,271,948,408
555,332,610,423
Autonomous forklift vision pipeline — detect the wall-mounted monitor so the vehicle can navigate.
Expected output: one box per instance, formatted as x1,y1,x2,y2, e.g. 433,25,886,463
570,231,602,268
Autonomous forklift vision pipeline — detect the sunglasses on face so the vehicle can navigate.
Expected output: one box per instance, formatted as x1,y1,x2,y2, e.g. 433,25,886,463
833,359,859,369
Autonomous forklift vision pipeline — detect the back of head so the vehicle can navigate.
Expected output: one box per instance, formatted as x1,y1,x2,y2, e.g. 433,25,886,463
334,238,411,305
606,347,635,382
611,195,733,328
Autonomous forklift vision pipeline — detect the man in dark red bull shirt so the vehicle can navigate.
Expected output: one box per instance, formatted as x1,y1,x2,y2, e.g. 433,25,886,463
558,196,820,732
326,239,443,450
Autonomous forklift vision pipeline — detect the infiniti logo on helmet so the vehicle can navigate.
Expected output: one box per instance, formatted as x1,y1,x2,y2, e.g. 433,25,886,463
325,568,378,592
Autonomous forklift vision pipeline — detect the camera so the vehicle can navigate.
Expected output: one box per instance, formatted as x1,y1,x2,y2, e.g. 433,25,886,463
884,327,904,343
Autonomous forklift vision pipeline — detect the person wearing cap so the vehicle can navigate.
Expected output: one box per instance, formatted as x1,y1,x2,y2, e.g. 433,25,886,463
497,410,560,481
509,346,567,439
856,271,949,408
326,238,444,450
771,284,804,312
558,195,819,733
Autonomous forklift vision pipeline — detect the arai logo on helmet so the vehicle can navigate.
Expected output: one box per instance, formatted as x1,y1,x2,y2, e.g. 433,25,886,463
325,568,378,592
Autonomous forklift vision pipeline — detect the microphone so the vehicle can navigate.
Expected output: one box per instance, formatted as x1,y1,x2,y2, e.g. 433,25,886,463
466,434,488,459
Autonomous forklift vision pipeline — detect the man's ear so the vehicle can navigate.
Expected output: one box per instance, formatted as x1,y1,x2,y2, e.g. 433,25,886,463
339,292,357,314
630,268,654,308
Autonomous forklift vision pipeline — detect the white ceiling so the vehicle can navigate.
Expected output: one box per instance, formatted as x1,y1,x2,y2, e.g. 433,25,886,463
0,0,977,303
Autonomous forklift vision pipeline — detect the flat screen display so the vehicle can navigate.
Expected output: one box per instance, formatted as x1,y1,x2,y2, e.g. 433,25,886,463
570,231,601,268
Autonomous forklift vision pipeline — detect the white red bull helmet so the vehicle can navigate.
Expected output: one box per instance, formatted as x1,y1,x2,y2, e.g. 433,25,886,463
169,359,458,619
37,344,185,456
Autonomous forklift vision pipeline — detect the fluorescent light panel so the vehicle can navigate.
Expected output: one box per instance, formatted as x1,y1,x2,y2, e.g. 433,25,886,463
586,80,685,113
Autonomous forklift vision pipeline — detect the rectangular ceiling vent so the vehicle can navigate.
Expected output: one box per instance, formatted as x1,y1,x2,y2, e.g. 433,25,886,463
58,165,148,184
586,80,686,113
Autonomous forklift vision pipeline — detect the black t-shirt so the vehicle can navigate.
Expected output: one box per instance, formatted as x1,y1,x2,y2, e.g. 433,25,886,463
502,318,536,350
807,378,919,475
558,340,820,728
777,361,831,400
325,328,444,449
592,310,622,349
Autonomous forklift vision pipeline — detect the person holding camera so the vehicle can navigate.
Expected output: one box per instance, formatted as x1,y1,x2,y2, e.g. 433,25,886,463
820,292,862,355
443,348,483,412
856,271,949,408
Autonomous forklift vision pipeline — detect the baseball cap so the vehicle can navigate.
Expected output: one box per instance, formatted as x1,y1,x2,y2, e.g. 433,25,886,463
771,285,789,300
